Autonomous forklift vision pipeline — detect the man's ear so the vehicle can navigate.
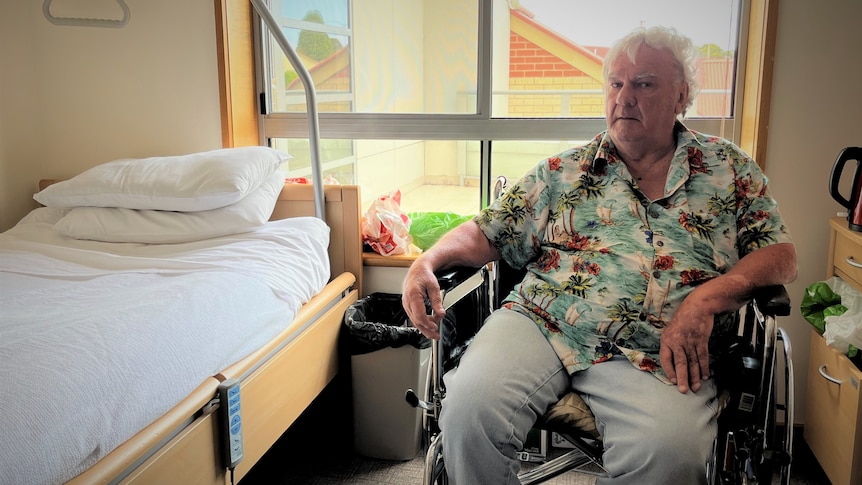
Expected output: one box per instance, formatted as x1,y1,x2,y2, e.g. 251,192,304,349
676,82,689,115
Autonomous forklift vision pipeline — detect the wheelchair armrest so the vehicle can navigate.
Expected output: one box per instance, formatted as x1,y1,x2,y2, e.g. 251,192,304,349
436,266,484,291
751,284,791,317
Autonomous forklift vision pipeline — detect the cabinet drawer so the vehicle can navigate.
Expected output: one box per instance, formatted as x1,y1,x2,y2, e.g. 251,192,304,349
803,329,862,485
833,229,862,291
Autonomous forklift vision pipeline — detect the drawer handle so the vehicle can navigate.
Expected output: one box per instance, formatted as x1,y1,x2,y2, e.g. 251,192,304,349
845,256,862,269
818,365,843,385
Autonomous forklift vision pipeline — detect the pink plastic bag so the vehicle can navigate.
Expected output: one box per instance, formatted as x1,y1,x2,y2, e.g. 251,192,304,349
361,190,412,256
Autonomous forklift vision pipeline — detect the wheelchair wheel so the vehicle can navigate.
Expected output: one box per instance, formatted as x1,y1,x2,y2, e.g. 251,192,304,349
748,326,794,485
751,381,778,484
712,399,775,484
424,432,448,485
712,331,793,485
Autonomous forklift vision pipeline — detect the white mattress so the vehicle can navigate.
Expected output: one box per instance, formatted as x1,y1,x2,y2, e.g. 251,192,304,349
0,208,332,485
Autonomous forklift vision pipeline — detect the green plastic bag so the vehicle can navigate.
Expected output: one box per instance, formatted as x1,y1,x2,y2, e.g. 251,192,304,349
408,212,473,251
800,280,847,334
800,278,859,358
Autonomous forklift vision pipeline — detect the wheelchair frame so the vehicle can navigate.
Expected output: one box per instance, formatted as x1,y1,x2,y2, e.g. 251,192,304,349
406,265,794,485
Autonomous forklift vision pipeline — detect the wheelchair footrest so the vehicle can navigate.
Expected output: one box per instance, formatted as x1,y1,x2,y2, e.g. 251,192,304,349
517,451,545,463
518,448,597,485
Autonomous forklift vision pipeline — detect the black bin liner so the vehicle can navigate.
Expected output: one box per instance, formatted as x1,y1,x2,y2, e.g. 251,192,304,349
344,293,431,355
344,292,469,372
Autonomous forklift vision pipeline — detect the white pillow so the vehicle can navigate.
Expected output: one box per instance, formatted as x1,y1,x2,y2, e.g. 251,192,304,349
52,172,285,244
33,146,290,212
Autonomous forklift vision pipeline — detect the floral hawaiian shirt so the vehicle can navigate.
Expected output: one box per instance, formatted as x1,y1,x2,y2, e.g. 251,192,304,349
474,123,793,383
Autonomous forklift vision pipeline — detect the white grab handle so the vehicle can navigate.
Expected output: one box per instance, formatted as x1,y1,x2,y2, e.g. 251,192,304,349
43,0,130,28
818,364,843,385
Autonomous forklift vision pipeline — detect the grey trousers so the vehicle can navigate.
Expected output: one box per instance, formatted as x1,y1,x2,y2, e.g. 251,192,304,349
439,308,718,485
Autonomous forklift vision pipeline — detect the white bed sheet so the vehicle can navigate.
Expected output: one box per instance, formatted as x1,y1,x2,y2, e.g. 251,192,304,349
0,208,332,485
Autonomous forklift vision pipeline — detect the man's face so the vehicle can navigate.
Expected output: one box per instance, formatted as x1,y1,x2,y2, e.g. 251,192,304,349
605,44,688,150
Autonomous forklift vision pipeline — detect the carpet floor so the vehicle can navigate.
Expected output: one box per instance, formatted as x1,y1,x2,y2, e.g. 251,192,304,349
240,387,830,485
242,437,830,485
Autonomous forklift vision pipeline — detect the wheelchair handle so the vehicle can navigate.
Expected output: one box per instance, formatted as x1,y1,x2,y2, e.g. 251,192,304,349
818,365,843,386
436,266,484,291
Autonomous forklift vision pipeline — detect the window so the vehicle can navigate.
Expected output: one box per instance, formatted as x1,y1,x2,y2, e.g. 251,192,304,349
266,0,353,114
231,0,765,216
264,0,480,116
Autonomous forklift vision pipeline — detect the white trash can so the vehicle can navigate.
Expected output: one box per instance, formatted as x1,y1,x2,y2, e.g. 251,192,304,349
351,344,430,460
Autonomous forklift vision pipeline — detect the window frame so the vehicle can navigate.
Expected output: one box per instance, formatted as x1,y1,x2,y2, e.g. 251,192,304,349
215,0,779,169
265,2,355,113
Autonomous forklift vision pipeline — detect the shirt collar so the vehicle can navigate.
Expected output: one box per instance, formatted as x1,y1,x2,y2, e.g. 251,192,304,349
590,121,698,171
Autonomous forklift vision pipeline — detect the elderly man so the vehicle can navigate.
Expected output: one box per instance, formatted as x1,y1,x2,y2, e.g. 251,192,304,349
402,26,797,484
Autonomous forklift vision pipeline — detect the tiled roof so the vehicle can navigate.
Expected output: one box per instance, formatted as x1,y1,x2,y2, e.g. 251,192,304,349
510,7,604,81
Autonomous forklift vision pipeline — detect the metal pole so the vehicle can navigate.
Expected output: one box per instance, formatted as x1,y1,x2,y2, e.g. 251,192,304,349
249,0,325,222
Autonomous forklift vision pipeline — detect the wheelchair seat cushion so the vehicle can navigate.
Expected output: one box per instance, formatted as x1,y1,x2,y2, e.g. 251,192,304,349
537,392,601,439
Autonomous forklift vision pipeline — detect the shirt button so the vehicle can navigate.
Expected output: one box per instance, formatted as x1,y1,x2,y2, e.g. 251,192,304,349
652,270,661,279
639,312,647,321
656,240,664,247
649,211,660,218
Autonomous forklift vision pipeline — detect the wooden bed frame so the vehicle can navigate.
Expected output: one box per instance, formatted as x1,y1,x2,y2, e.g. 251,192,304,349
36,181,365,485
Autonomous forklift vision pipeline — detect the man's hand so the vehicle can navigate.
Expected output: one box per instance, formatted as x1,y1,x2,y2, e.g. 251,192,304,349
659,298,713,393
400,220,501,340
402,259,446,340
660,243,797,393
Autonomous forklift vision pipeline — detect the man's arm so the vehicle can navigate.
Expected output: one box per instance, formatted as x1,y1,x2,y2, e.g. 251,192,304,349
402,221,501,339
660,242,798,393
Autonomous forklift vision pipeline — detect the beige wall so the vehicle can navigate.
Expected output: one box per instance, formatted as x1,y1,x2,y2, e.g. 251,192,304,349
1,0,861,425
0,1,38,231
764,0,862,424
0,0,222,231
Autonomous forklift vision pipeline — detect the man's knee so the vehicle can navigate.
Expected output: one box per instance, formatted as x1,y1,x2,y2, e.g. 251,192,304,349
640,402,715,460
601,423,712,484
440,371,503,432
597,389,717,482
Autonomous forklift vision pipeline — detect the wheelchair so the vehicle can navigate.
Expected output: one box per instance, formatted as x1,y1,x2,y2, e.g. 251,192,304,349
406,263,794,485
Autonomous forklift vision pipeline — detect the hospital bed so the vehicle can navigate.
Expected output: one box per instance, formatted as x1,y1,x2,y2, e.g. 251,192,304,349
0,4,368,481
0,175,363,485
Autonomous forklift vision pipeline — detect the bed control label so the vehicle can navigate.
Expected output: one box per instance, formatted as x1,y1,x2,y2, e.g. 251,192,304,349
219,378,244,469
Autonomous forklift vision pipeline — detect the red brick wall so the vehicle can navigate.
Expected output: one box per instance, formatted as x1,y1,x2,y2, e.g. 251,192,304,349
509,33,587,78
508,33,604,117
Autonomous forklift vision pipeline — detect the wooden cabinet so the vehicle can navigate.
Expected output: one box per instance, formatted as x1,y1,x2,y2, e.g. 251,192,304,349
362,251,418,296
804,330,862,485
805,217,862,485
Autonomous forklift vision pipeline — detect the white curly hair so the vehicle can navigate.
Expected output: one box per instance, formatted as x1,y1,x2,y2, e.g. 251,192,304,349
602,26,700,117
